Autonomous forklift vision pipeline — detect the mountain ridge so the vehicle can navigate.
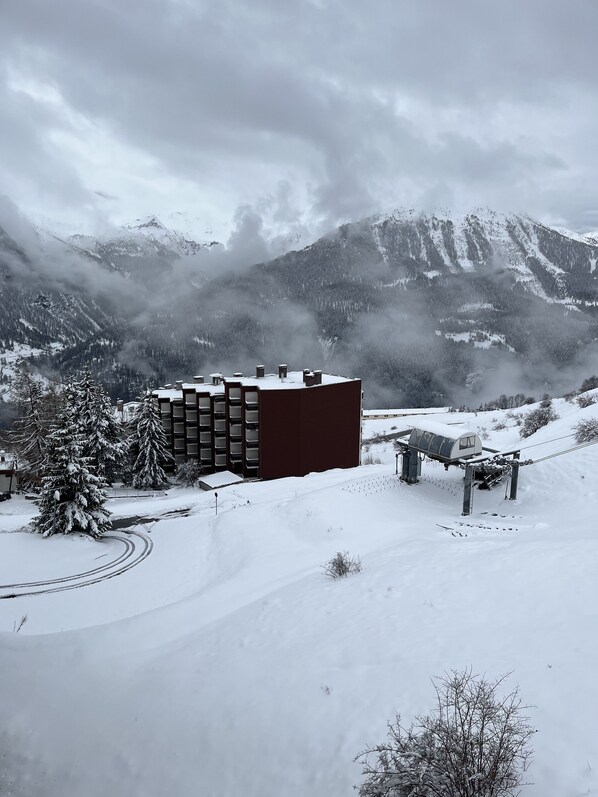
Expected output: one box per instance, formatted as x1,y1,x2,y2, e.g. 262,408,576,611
1,206,598,408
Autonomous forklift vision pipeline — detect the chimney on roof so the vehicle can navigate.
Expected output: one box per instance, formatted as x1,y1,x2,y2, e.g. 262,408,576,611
233,372,243,378
313,370,322,385
303,369,316,386
211,373,222,386
193,375,204,384
256,365,265,378
278,364,288,379
175,380,184,390
165,383,173,389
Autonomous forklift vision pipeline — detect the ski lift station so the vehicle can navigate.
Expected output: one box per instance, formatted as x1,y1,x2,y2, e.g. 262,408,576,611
392,419,521,516
407,419,483,462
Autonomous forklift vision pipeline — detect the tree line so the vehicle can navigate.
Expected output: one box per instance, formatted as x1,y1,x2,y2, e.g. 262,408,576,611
5,363,172,539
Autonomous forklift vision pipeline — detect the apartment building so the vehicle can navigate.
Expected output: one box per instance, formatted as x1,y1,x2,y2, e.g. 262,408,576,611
152,365,362,480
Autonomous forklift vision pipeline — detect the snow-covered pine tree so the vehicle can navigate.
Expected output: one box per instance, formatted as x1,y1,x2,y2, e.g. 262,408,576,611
71,367,126,483
130,391,172,490
33,410,110,539
9,362,60,487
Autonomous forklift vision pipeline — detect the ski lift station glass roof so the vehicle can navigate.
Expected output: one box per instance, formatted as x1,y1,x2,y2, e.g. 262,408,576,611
408,419,482,462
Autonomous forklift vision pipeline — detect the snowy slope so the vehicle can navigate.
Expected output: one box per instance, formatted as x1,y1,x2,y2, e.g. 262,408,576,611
2,396,598,796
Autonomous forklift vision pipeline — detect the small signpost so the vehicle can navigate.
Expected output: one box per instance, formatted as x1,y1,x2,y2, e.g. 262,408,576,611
215,491,218,516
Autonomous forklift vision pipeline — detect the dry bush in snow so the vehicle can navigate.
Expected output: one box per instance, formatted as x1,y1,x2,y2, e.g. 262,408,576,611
519,396,558,439
576,393,596,409
362,452,382,465
323,551,362,579
356,670,534,797
574,418,598,444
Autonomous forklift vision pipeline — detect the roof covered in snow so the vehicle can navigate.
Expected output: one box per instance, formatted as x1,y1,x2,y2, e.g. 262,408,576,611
227,371,357,391
198,471,244,490
408,417,477,440
152,371,358,399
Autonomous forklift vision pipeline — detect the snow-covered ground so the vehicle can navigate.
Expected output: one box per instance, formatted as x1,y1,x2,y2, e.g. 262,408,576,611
1,397,598,796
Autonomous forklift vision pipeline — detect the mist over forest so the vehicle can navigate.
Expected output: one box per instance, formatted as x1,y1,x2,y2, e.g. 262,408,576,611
2,199,598,413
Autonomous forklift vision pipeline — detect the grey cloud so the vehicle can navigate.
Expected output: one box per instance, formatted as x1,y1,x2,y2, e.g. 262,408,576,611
1,0,598,232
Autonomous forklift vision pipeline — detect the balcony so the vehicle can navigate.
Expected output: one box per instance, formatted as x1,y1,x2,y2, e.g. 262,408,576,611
199,432,212,444
213,401,225,415
246,447,259,463
214,419,226,433
186,428,198,440
229,423,242,438
186,443,198,455
172,407,184,420
184,394,196,406
199,416,212,428
214,435,226,450
228,387,241,403
245,391,258,407
174,439,185,451
215,453,227,468
229,406,242,421
185,410,197,423
245,410,259,425
245,428,259,444
173,422,185,436
198,398,211,412
230,441,242,455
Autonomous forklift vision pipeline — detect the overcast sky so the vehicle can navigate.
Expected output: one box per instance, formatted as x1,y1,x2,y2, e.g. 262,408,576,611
1,0,597,239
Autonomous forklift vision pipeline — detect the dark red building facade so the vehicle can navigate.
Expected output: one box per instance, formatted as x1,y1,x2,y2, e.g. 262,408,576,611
153,366,362,480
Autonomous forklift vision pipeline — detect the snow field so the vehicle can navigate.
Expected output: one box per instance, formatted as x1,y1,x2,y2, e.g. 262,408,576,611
1,396,598,796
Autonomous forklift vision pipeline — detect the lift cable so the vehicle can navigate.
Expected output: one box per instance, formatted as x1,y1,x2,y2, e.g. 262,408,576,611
517,432,575,451
527,437,598,465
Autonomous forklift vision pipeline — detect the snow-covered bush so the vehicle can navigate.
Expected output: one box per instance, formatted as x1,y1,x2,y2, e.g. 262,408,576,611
519,396,558,439
355,670,534,797
576,393,596,409
175,460,204,486
580,375,598,392
323,551,362,579
574,418,598,444
362,452,382,465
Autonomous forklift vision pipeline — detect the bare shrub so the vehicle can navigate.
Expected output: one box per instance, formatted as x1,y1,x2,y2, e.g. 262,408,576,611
574,418,598,444
520,395,558,439
356,670,534,797
576,393,596,409
362,452,382,465
323,551,362,579
12,614,28,633
492,421,507,431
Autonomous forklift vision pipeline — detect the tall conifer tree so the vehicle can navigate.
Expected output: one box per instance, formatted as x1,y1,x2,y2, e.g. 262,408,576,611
130,391,172,490
33,405,110,539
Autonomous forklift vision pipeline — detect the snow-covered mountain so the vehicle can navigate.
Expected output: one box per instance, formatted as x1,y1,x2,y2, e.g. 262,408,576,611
73,214,218,258
1,207,598,406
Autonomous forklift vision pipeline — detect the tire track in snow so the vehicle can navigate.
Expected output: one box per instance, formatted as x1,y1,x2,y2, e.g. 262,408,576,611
0,529,153,599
